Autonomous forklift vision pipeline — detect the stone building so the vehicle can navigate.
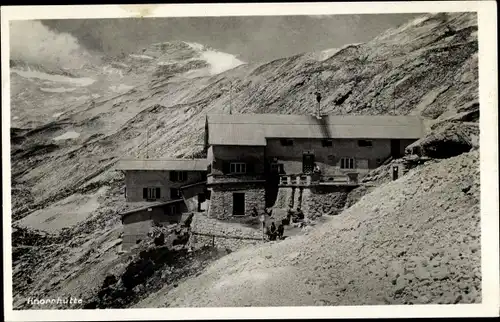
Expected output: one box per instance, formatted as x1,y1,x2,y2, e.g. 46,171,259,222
116,158,209,250
203,113,424,220
116,113,424,248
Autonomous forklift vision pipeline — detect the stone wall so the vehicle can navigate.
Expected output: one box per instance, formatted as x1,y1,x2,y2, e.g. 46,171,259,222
272,185,356,219
274,187,294,209
301,186,355,219
190,213,264,251
208,183,265,220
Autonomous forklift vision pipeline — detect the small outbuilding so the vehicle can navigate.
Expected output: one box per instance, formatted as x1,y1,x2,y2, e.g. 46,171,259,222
120,199,186,251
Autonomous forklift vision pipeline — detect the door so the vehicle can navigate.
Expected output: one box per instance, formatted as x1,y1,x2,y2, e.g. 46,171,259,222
197,192,206,212
391,139,401,158
233,193,245,216
302,152,315,173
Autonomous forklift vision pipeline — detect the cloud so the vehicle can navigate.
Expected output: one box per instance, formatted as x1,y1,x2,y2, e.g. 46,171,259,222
9,20,97,69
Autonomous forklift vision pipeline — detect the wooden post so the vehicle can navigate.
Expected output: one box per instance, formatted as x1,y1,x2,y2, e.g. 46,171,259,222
212,236,215,247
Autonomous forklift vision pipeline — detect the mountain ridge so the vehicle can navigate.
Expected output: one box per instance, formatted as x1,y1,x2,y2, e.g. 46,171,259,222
10,12,479,309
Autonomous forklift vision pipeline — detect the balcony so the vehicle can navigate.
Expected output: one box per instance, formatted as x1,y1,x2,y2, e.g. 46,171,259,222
207,174,266,185
278,173,359,187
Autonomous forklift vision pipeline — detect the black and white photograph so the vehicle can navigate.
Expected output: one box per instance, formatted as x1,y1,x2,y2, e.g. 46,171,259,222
2,2,498,320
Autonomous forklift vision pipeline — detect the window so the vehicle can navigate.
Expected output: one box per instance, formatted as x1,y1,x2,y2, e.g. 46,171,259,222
170,171,188,182
143,187,160,200
358,140,373,147
170,204,177,215
322,139,333,147
270,163,284,174
340,158,355,169
280,138,294,146
230,162,246,174
170,188,182,200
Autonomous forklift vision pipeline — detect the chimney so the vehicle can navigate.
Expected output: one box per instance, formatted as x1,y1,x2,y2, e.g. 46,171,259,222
315,91,322,119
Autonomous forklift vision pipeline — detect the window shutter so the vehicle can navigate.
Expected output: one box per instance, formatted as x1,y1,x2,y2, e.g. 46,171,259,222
223,161,230,174
156,187,161,198
143,188,148,199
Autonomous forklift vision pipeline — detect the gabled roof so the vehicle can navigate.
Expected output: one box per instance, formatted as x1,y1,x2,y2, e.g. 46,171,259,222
116,158,209,171
205,113,425,146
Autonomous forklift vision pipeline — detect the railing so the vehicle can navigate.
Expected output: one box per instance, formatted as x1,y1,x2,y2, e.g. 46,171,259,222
278,173,359,186
191,231,264,248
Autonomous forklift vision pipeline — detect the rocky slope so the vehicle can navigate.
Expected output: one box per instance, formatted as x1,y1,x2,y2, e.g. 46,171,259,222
10,12,479,308
142,151,480,307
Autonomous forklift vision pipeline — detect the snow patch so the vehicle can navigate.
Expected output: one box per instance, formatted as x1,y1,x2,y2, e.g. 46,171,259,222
157,61,177,66
92,94,101,99
201,50,245,75
113,62,129,68
13,116,19,120
315,48,341,61
129,54,154,60
53,131,80,141
184,42,205,51
11,69,95,86
53,112,62,118
397,16,430,33
110,84,134,92
40,87,77,93
102,65,124,77
16,187,108,233
180,68,210,79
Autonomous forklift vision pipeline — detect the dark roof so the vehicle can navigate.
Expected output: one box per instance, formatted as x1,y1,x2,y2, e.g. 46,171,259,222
120,199,184,218
206,114,425,146
180,181,207,190
116,158,209,171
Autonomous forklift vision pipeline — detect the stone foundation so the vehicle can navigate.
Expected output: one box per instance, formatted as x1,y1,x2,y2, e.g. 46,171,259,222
208,183,265,220
272,185,356,219
189,213,264,251
273,187,293,209
302,186,354,219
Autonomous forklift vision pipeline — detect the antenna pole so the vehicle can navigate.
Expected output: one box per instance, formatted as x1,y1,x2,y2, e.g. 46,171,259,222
229,82,233,115
317,74,320,117
315,72,322,118
146,128,149,159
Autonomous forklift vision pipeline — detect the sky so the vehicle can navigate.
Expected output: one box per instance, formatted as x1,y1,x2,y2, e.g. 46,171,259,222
10,14,421,68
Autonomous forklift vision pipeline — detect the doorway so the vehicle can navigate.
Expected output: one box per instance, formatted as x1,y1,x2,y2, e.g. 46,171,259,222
302,152,315,173
197,192,206,212
233,193,245,216
391,139,401,158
